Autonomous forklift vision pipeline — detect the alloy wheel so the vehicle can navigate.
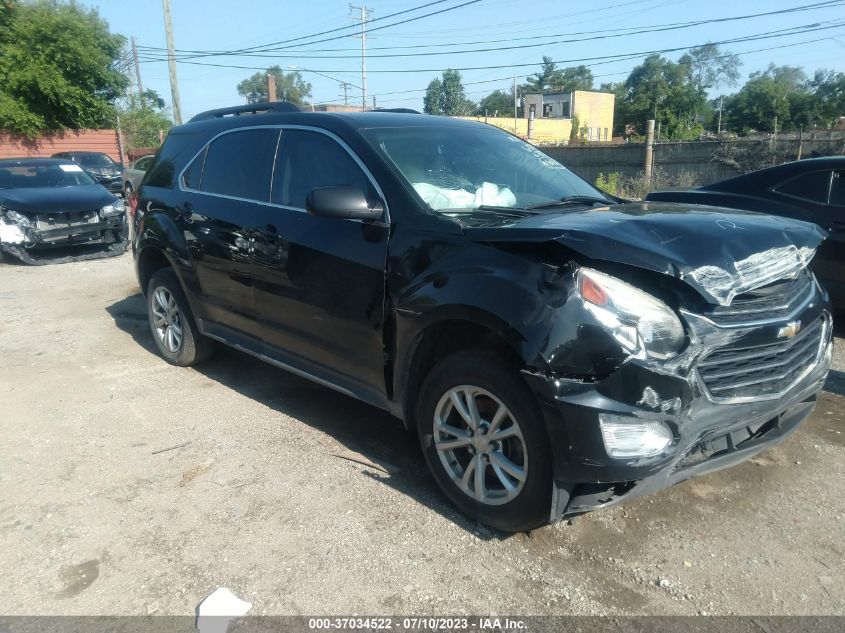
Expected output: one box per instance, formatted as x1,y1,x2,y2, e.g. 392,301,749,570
151,286,183,353
433,385,528,506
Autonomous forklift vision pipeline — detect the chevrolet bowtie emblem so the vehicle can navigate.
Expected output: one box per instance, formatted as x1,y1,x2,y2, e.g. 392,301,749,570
778,321,802,339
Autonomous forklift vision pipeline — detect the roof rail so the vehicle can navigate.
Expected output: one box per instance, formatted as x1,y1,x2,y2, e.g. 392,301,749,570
373,108,421,114
189,101,301,122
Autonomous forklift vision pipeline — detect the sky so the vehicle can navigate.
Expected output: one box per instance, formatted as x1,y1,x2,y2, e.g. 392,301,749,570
92,0,845,120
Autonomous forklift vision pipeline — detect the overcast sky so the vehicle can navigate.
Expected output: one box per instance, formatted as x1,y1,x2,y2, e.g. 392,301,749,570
93,0,845,119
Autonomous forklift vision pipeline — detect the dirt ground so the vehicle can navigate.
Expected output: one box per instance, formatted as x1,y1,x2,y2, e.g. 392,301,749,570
0,252,843,616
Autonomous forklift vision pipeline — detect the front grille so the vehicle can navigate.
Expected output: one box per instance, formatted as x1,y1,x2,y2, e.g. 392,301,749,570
33,210,102,242
702,269,813,325
697,316,826,400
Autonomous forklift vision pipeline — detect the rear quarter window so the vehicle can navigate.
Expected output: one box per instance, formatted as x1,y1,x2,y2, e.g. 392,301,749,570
773,171,833,204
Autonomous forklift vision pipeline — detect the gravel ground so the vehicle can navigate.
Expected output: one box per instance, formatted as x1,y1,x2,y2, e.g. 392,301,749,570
0,252,843,616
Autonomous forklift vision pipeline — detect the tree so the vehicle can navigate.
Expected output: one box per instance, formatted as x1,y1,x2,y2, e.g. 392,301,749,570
621,54,705,138
524,58,594,95
475,90,513,117
807,69,845,128
524,56,560,93
423,78,443,115
422,69,475,116
555,65,594,92
117,92,172,150
0,0,128,138
678,44,741,96
236,65,311,107
724,64,808,132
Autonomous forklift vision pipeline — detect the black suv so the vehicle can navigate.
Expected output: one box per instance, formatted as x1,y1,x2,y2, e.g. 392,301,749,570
132,102,832,532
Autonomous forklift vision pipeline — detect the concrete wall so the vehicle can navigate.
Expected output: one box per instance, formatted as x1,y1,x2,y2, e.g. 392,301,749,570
0,129,121,162
541,138,845,187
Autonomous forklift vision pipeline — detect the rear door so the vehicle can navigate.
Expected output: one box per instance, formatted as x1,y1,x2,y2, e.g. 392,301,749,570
180,127,280,338
250,127,390,398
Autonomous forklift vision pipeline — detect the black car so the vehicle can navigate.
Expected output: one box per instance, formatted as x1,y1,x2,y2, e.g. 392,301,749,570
0,158,126,264
647,157,845,311
52,151,124,195
132,102,832,532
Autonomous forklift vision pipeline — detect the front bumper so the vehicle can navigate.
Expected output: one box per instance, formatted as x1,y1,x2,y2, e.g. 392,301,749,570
0,212,127,264
94,175,123,194
524,286,833,521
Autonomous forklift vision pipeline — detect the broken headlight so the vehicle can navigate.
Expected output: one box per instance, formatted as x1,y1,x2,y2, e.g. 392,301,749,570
577,267,685,360
100,200,125,217
2,207,33,228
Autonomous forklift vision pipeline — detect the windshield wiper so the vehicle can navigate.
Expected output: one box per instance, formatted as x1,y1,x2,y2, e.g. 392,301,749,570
524,196,610,210
439,205,541,215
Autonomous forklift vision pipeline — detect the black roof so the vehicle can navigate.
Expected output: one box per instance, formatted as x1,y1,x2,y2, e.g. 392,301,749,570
702,155,845,192
51,151,111,157
172,103,489,139
0,157,78,167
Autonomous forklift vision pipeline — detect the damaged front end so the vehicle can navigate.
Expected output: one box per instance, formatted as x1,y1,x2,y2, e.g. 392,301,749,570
464,203,832,521
0,202,127,265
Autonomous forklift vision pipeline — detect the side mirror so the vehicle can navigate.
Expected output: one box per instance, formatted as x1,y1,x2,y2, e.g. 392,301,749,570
306,186,384,220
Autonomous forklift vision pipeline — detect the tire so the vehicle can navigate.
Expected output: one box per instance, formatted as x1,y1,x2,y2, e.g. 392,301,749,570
417,349,553,533
146,268,214,366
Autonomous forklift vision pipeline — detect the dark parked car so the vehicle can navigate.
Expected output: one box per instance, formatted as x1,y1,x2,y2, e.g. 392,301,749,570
132,103,832,532
52,151,124,195
0,158,126,264
647,157,845,311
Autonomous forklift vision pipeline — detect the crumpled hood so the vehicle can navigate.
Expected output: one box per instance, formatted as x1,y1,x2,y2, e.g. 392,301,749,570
462,201,827,306
0,185,116,214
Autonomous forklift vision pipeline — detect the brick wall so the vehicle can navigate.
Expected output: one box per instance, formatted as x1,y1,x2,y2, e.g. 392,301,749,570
0,129,121,162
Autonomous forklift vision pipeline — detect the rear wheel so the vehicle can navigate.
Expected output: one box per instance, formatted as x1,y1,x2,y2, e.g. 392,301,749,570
417,349,553,532
146,268,214,366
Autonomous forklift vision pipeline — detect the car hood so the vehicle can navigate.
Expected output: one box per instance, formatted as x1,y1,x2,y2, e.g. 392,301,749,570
461,201,827,306
0,185,116,214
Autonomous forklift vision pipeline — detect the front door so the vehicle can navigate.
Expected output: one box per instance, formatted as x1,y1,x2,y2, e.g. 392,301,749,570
250,128,390,398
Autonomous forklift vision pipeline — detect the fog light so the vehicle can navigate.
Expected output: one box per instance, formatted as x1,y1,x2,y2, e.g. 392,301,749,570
599,414,673,458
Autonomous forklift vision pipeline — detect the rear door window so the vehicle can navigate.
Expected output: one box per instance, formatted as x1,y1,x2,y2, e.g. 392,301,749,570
774,171,833,204
271,130,374,209
199,128,280,202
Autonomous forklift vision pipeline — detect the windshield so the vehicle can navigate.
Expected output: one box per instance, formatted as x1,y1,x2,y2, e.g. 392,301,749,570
0,163,97,188
361,125,609,213
75,153,119,168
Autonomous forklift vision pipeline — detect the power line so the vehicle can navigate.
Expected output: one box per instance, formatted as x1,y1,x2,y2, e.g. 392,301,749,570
137,0,483,61
137,21,845,74
138,0,845,60
367,35,844,102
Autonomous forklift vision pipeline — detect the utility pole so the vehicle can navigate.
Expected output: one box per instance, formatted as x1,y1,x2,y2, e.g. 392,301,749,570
513,76,518,135
131,36,144,102
339,82,350,106
349,4,372,111
372,95,377,110
644,119,656,188
717,96,723,135
161,0,182,125
267,73,277,102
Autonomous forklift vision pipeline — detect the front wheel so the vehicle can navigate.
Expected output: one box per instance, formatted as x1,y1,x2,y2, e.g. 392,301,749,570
417,349,553,532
